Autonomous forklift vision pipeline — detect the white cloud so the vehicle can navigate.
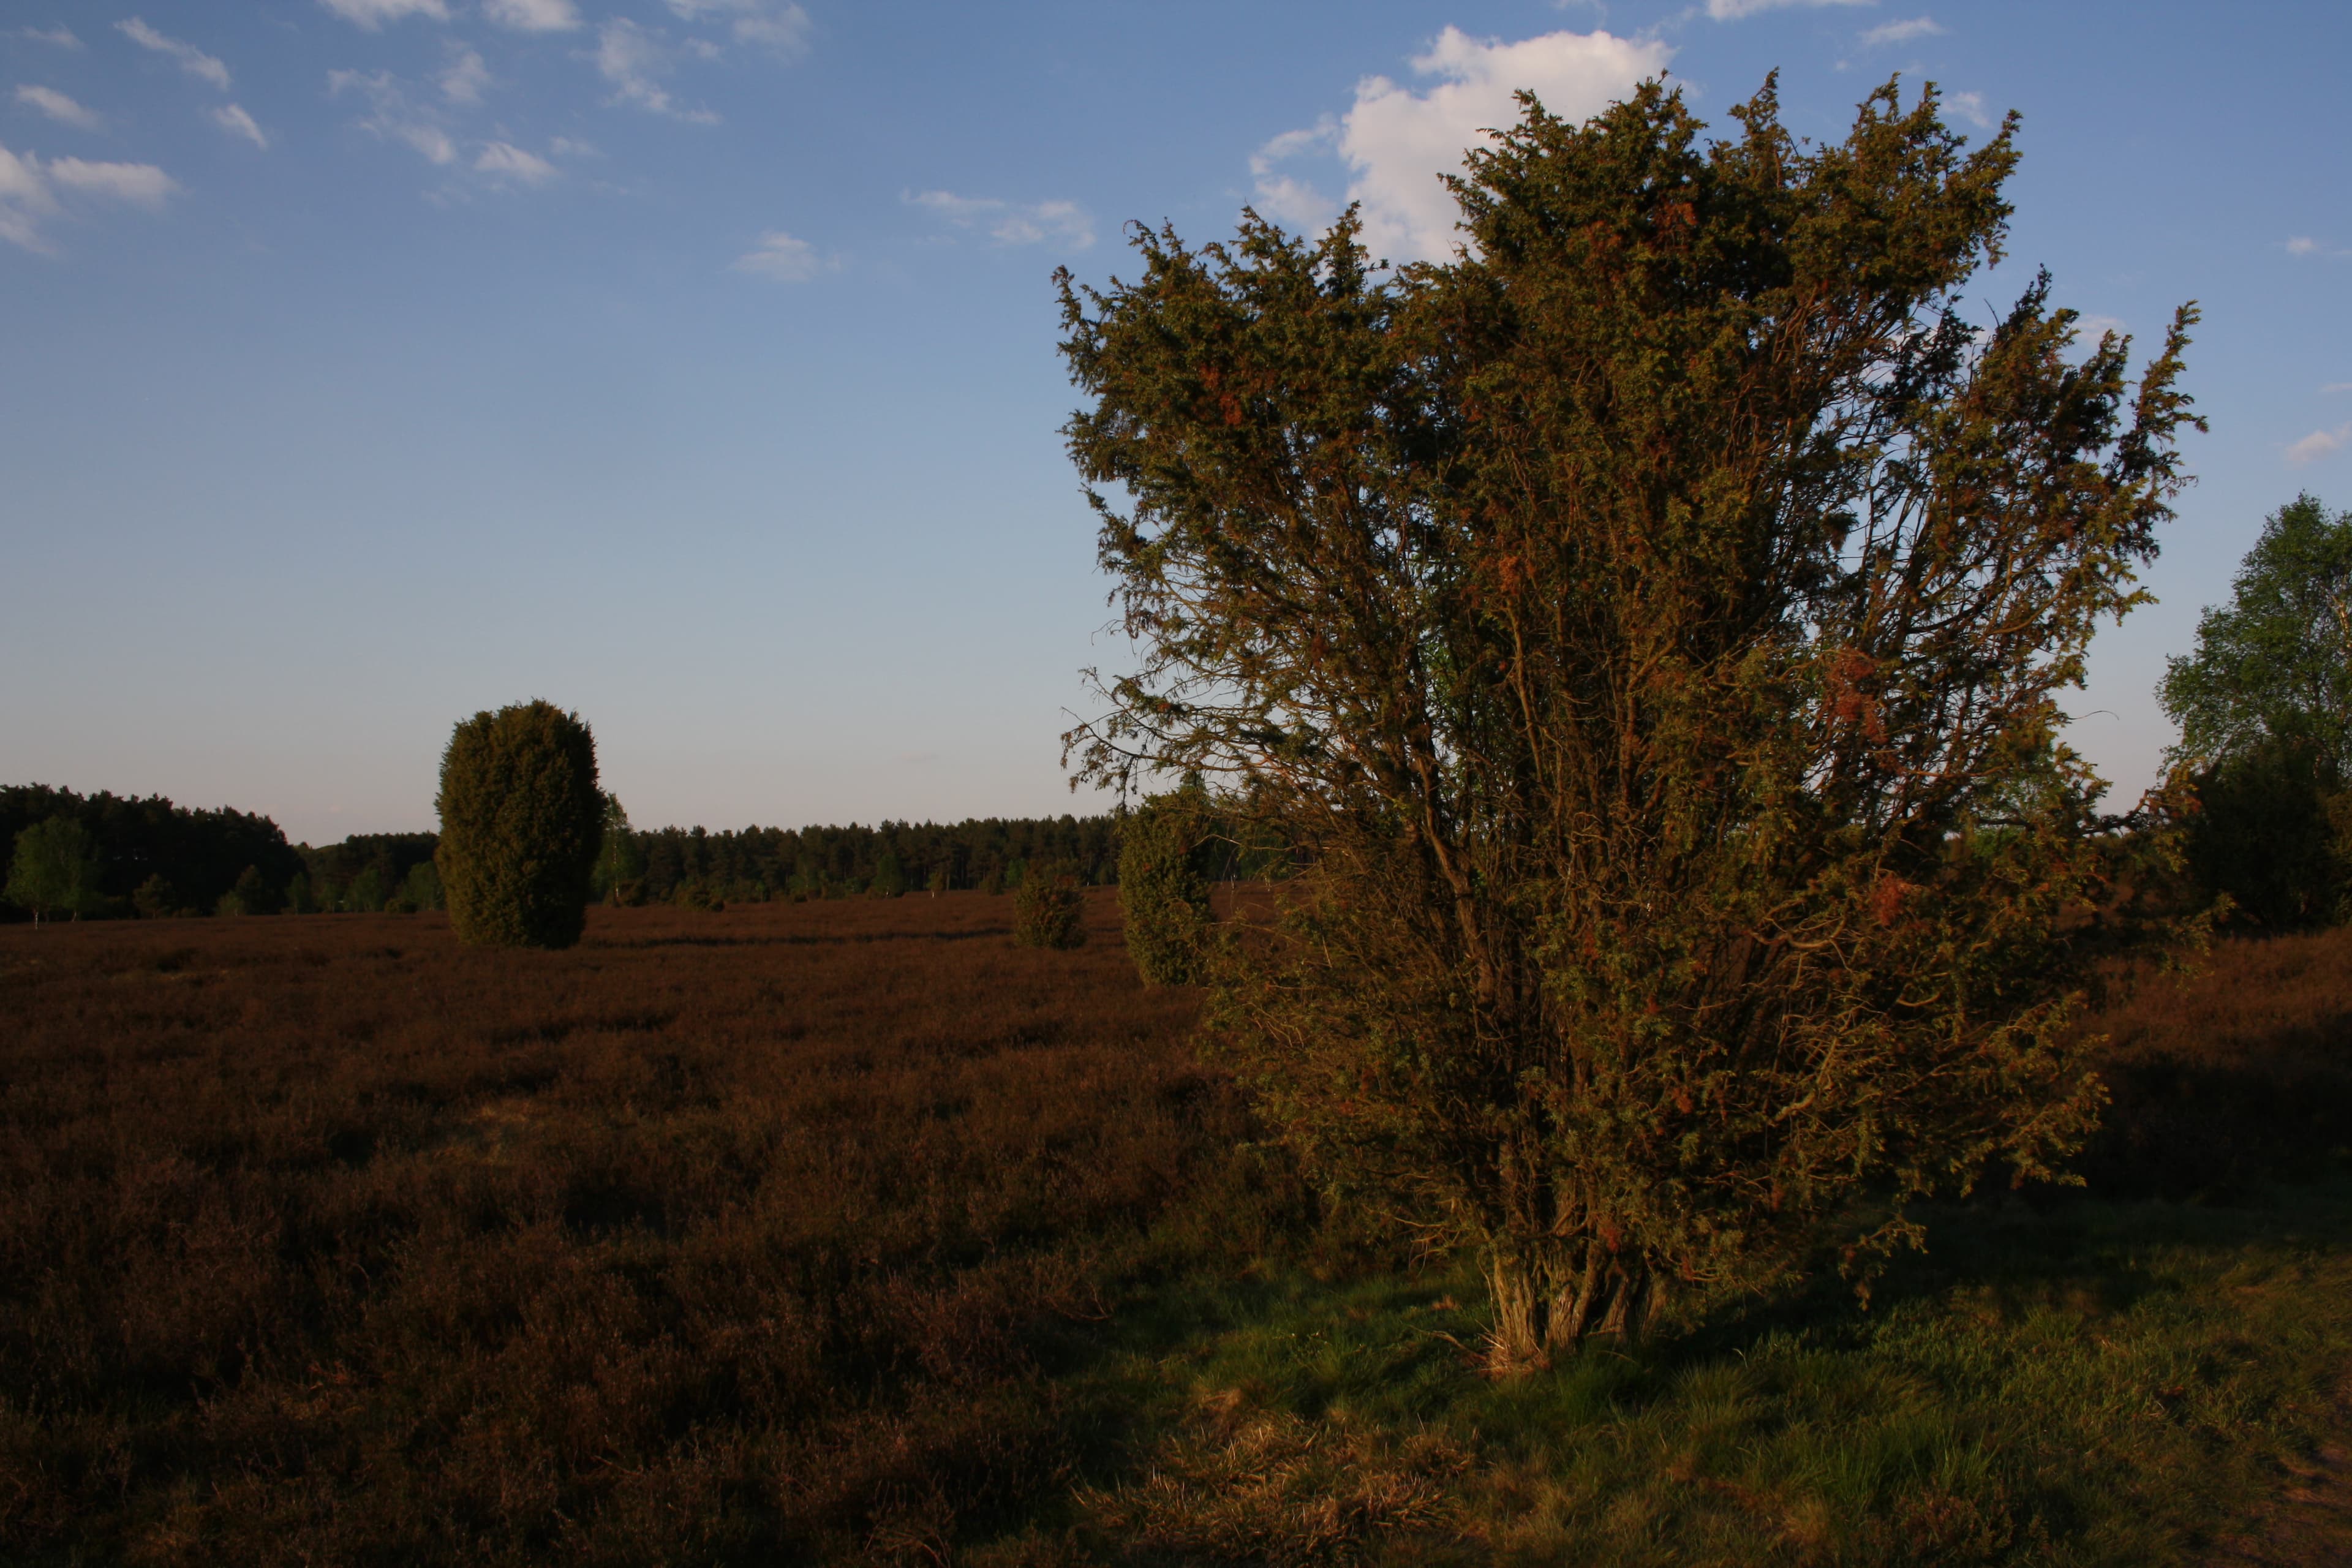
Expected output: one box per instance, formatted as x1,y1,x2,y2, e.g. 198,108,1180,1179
329,69,457,164
0,142,61,252
1707,0,1874,18
439,46,491,103
666,0,810,54
733,228,824,281
484,0,580,31
47,156,176,204
909,189,1094,248
117,19,231,91
475,140,556,182
317,0,451,28
1252,27,1670,264
1860,16,1943,45
1945,89,1991,128
2323,382,2352,394
2288,424,2351,466
2286,236,2320,256
548,135,597,157
21,26,81,48
211,103,268,148
594,20,717,122
14,85,101,130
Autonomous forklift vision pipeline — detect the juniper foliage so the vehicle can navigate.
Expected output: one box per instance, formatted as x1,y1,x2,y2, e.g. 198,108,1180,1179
435,701,603,950
1118,787,1216,986
1059,80,2201,1366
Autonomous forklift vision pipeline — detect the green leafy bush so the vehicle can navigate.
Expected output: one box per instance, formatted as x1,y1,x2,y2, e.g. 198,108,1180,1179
1014,860,1086,949
435,701,603,949
1118,788,1215,984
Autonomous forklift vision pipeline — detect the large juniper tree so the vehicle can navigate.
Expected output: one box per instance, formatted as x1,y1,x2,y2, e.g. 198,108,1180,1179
1058,79,2199,1367
436,701,603,949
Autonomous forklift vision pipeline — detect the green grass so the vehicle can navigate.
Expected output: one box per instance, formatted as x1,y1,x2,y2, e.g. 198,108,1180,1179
982,1182,2352,1566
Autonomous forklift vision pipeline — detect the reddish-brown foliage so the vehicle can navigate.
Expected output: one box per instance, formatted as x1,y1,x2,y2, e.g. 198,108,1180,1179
2081,927,2352,1198
0,894,1268,1565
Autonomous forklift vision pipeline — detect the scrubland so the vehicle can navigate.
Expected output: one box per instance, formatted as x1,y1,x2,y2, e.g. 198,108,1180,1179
4,897,2350,1565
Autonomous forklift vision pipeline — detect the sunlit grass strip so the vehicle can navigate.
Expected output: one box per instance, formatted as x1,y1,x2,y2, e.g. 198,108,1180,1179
1043,1189,2352,1565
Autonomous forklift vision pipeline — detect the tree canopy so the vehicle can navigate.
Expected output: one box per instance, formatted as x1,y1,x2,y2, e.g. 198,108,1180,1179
2160,494,2352,774
1059,78,2199,1365
6,816,104,927
2157,493,2352,926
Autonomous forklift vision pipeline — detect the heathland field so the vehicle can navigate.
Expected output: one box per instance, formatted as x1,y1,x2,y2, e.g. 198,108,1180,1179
6,895,2352,1566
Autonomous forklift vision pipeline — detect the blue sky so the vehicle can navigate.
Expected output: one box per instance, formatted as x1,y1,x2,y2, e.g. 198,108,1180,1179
2,0,2346,842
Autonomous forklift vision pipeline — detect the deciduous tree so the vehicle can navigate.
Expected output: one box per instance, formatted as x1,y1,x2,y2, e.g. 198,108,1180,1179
1059,80,2200,1366
6,816,103,926
2159,495,2352,925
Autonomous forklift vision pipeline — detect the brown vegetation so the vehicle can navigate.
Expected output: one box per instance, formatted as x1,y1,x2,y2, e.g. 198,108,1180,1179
4,899,2349,1565
0,893,1275,1564
2081,927,2352,1199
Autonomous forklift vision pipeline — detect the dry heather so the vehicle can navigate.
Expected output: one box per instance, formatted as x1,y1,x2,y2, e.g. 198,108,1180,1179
0,894,1274,1566
6,902,2351,1567
2082,927,2352,1197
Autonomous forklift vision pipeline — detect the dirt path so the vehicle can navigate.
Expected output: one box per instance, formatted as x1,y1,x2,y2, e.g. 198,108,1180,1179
2203,1374,2352,1566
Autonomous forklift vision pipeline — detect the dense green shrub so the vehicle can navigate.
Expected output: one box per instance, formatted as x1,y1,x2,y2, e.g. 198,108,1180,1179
131,874,178,920
1014,860,1086,949
1118,789,1215,984
435,701,603,949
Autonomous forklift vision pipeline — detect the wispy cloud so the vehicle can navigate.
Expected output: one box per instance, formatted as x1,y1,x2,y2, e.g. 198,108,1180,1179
1707,0,1874,20
475,140,556,183
0,142,181,251
733,228,827,281
2288,424,2351,466
909,190,1093,248
439,46,491,104
1860,16,1943,45
666,0,810,54
2287,236,2320,255
484,0,580,31
117,18,231,91
317,0,451,28
1945,89,1992,127
47,156,176,204
594,20,717,122
1251,27,1670,264
329,69,456,164
20,26,81,49
0,142,61,252
2323,382,2352,395
14,85,102,131
211,103,268,148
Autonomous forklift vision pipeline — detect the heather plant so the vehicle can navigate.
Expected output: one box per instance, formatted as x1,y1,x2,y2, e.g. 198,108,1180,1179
1014,859,1087,948
1060,80,2201,1366
1118,786,1215,985
435,701,603,949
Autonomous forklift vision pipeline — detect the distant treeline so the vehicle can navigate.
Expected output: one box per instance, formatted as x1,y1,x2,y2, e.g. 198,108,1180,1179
1,785,306,922
1,782,1288,920
619,817,1125,903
